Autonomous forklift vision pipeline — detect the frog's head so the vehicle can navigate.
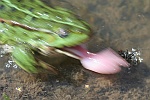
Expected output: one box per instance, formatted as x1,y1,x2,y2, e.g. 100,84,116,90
36,14,92,59
36,14,92,60
27,7,92,54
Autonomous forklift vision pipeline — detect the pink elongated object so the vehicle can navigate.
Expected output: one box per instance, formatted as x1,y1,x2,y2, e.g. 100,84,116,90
81,48,129,74
64,46,129,74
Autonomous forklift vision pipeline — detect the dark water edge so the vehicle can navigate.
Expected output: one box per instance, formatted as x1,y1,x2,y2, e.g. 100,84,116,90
1,0,150,99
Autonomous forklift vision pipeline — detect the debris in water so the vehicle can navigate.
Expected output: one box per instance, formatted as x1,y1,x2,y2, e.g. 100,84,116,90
118,48,143,66
85,84,89,88
16,87,22,92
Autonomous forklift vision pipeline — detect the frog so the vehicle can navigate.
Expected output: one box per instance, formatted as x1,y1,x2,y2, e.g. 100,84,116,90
0,0,130,75
0,0,91,74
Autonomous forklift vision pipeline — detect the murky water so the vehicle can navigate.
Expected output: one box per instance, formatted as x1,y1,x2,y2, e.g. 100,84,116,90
0,0,150,99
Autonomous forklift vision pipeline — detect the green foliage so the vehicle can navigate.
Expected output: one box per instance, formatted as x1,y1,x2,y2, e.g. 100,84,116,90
2,93,10,100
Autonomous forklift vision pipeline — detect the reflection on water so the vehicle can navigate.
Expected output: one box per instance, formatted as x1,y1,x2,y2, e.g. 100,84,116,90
5,59,18,69
0,45,18,72
0,0,150,99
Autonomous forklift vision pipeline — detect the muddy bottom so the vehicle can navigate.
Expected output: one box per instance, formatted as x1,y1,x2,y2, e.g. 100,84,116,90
1,0,150,100
1,61,150,100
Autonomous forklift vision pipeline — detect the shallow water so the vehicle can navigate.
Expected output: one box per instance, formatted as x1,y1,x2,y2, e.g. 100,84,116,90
1,0,150,99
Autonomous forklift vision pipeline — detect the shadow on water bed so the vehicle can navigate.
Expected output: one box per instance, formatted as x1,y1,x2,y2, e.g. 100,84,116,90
1,0,150,99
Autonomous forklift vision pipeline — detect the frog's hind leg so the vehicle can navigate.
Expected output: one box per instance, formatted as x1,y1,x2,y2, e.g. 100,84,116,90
11,46,39,73
11,45,58,74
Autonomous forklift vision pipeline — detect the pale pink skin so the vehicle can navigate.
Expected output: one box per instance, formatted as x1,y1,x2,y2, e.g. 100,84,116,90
64,46,129,74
